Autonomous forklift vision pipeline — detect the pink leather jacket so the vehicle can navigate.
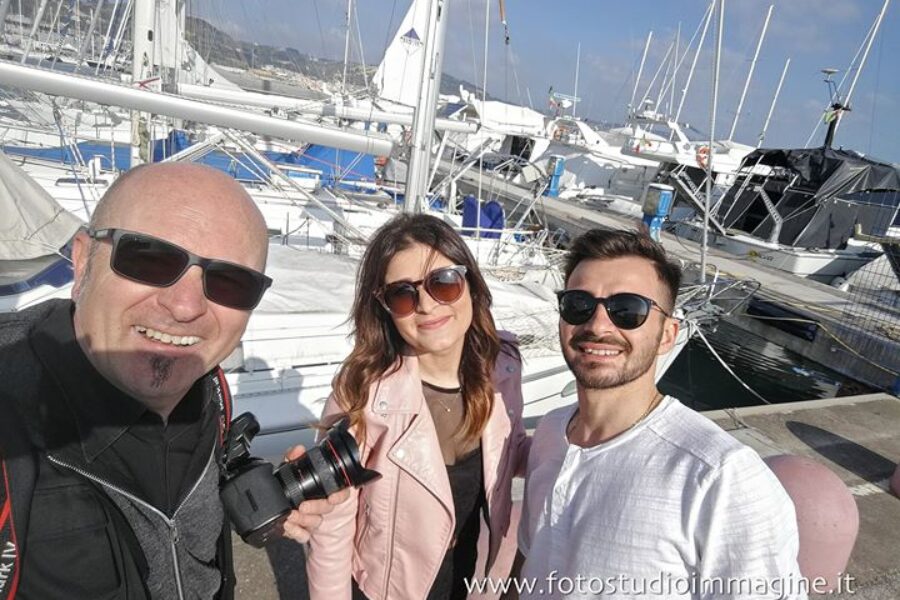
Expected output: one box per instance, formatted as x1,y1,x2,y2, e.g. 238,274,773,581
306,334,527,600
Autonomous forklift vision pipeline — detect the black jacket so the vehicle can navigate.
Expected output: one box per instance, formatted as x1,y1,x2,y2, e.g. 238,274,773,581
0,300,235,600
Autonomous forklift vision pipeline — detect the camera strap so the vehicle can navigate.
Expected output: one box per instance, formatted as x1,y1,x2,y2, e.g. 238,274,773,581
0,459,21,600
209,366,233,447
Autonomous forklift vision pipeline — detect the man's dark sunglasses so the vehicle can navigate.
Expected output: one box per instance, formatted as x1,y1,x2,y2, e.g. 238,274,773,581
88,228,272,310
556,289,670,330
376,265,468,318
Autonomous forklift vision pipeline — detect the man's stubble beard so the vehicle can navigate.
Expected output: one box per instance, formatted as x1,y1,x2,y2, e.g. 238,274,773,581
565,328,663,390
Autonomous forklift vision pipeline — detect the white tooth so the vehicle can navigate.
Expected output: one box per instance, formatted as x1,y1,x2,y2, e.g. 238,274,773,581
584,348,621,356
160,333,172,344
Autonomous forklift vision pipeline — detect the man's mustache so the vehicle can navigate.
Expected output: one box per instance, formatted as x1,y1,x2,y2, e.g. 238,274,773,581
569,332,630,352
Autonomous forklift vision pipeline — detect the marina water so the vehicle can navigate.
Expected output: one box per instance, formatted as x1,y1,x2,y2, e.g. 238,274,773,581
658,320,874,412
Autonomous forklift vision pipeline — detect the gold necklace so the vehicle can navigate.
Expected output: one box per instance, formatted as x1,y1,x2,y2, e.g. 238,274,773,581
626,391,663,432
431,394,454,413
423,381,460,413
568,391,664,439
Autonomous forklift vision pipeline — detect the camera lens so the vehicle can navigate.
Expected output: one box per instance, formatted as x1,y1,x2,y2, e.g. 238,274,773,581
275,418,381,506
220,413,380,547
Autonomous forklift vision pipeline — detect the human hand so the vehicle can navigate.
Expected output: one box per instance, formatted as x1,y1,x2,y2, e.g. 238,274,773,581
279,445,352,543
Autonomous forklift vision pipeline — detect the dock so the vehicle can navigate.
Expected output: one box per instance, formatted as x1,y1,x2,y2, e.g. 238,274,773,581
440,163,900,393
232,393,900,599
706,393,900,599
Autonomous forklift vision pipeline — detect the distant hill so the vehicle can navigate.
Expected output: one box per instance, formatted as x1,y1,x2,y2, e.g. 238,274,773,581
185,16,494,99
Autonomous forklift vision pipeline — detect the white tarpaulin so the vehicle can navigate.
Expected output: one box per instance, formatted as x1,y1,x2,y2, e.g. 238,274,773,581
0,150,82,260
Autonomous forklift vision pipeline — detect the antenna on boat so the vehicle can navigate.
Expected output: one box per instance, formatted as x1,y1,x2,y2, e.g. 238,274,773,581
821,68,849,149
806,0,891,148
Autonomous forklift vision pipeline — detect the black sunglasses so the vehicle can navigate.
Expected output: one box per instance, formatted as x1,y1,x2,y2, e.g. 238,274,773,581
556,289,670,330
376,265,468,317
88,228,272,310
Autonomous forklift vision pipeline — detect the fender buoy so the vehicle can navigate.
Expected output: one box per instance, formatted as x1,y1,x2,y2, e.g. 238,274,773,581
765,455,859,593
695,145,710,169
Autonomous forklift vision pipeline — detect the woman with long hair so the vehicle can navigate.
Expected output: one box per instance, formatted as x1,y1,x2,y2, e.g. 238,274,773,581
306,213,528,600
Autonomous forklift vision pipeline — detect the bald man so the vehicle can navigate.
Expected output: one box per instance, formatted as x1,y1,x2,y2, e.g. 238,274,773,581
0,164,346,600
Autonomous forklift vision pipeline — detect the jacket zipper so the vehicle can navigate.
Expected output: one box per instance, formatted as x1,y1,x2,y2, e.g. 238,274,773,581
48,444,216,600
381,472,401,600
356,499,371,545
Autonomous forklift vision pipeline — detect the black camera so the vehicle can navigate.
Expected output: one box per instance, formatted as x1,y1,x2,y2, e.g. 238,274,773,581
220,412,381,547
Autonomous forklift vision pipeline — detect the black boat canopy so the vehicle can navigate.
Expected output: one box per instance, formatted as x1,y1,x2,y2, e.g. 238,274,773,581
716,146,900,250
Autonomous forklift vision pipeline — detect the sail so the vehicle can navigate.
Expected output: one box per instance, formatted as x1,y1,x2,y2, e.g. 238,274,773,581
0,151,82,261
373,0,431,107
155,0,243,90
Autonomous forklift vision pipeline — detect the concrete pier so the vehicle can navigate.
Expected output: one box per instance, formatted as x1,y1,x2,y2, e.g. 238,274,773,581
706,393,900,599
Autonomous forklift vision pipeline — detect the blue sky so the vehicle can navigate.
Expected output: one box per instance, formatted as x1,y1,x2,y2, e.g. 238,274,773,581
193,0,900,164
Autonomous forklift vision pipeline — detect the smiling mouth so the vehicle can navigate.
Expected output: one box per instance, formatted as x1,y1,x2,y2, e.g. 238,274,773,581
417,316,451,330
134,325,201,347
580,346,623,357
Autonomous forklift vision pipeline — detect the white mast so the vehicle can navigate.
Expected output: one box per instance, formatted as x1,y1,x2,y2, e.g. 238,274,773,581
0,0,12,35
675,0,714,124
341,0,353,94
701,0,723,284
728,4,773,141
629,30,653,115
130,0,154,166
833,0,891,138
476,0,490,207
669,23,680,116
96,0,121,75
638,39,673,112
655,34,676,113
573,42,580,118
758,57,790,147
21,0,50,64
76,0,106,71
403,0,449,212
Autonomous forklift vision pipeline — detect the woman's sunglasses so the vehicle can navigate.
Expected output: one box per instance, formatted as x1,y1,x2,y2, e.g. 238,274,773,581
88,228,272,310
556,289,670,330
376,265,468,317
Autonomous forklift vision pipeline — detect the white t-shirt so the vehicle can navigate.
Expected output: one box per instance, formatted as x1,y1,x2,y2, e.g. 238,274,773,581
518,397,806,599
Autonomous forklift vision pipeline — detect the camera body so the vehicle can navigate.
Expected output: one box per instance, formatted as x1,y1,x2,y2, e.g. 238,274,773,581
220,412,380,547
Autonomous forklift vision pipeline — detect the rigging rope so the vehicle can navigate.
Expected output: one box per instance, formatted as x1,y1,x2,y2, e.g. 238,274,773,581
694,325,772,404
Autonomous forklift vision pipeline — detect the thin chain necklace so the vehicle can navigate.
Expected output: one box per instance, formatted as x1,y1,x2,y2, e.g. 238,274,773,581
568,391,664,440
422,380,460,413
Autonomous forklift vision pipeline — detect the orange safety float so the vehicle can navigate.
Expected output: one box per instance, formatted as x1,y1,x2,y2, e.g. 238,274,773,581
695,145,710,169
